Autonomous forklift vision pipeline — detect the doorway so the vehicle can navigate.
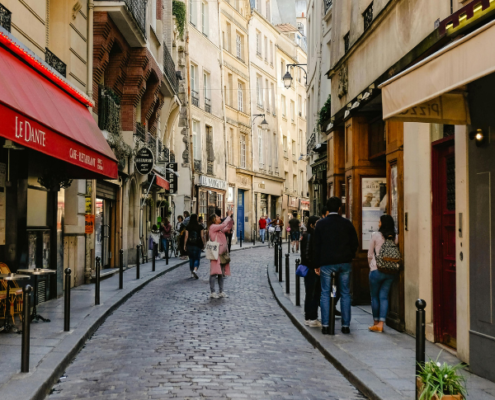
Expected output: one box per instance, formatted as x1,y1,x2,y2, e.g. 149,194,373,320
95,198,114,269
432,137,457,348
237,189,245,238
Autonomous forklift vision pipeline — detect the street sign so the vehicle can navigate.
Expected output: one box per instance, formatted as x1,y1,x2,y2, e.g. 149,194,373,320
166,162,178,194
135,147,154,175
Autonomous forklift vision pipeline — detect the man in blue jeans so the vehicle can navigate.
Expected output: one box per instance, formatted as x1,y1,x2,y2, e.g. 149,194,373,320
314,197,358,335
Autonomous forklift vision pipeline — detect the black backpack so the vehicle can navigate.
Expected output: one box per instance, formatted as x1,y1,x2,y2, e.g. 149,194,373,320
375,237,401,274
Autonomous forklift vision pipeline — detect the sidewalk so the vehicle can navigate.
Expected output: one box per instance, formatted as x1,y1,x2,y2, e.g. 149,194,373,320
267,250,495,400
0,241,267,400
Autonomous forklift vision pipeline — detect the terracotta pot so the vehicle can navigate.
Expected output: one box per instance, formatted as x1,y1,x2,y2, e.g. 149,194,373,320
416,378,463,400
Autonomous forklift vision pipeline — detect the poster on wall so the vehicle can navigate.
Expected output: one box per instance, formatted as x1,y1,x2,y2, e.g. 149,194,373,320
362,177,387,250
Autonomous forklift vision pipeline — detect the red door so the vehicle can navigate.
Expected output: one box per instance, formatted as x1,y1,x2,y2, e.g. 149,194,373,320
432,138,457,348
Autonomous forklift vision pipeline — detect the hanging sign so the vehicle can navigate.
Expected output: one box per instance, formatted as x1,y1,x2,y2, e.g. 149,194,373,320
85,214,95,234
166,162,178,194
135,147,155,175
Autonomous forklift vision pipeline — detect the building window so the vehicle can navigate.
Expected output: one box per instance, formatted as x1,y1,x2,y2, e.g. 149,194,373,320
240,134,246,168
200,191,207,217
344,32,350,53
229,128,234,164
293,175,297,193
217,193,224,210
274,132,279,164
256,75,263,108
270,41,274,65
203,71,211,113
363,2,373,31
290,100,295,122
264,36,268,61
281,95,286,117
189,0,196,26
299,130,303,154
280,59,285,80
236,33,243,60
238,81,244,112
266,0,271,22
202,2,209,36
226,22,232,52
271,83,275,114
283,135,288,158
265,79,270,111
258,127,264,168
256,30,262,57
267,130,272,168
191,64,199,107
298,95,302,116
192,120,201,161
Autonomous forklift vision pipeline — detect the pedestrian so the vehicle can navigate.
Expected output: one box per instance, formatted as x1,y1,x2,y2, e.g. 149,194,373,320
160,218,172,258
320,206,328,220
289,213,301,253
208,210,234,298
301,216,309,233
314,197,358,335
184,214,204,279
258,215,267,243
176,215,184,231
265,214,272,245
148,225,160,260
218,208,234,253
301,215,322,327
367,214,399,333
269,214,284,244
178,216,188,260
183,211,191,227
198,216,206,230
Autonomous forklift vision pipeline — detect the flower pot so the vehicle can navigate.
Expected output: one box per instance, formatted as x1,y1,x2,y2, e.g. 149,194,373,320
416,378,463,400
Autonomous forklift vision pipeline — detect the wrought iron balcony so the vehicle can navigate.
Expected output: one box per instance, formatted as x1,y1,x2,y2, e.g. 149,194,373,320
192,90,199,107
0,3,12,32
207,160,214,175
205,98,211,113
108,0,147,39
324,0,333,14
344,32,350,53
147,133,157,156
45,48,66,77
134,122,146,142
163,42,178,95
194,159,202,172
307,131,316,152
363,2,373,31
98,86,121,135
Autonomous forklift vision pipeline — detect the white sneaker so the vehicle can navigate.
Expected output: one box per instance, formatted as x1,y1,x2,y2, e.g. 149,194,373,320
218,292,228,298
210,292,219,299
192,271,199,279
304,320,311,326
308,320,322,328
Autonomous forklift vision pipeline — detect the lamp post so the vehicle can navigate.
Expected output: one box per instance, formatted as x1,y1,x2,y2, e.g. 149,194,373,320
283,64,308,89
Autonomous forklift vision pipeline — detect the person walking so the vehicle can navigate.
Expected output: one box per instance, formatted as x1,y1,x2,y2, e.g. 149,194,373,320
314,197,358,335
367,214,399,333
289,214,301,253
301,215,321,327
160,218,172,258
148,225,160,260
258,215,267,243
183,211,191,227
184,214,204,279
265,215,272,246
269,214,284,244
208,210,234,298
176,215,184,231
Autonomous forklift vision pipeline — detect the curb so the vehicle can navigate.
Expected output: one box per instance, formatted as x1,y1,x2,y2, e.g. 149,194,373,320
3,243,268,400
267,264,401,400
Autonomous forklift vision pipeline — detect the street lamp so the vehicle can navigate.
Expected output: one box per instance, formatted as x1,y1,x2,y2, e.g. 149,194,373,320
283,64,308,89
253,114,269,131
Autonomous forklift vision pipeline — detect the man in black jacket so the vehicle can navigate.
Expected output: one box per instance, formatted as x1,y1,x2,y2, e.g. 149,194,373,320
314,197,358,334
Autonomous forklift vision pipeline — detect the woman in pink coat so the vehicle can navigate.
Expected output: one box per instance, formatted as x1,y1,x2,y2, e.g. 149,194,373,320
208,210,234,299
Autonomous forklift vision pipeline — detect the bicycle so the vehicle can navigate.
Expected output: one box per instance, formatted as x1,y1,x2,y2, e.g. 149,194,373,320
168,231,179,258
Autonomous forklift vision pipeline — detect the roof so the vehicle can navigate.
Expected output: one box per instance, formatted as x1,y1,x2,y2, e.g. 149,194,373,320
276,23,299,33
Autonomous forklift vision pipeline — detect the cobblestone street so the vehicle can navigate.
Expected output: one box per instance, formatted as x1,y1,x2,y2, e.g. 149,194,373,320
48,247,364,399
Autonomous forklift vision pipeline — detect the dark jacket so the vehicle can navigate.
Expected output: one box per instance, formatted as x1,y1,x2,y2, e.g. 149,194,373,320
314,214,359,267
300,231,317,269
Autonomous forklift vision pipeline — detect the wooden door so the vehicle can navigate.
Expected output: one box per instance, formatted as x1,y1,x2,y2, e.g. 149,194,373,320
237,189,244,238
432,138,457,348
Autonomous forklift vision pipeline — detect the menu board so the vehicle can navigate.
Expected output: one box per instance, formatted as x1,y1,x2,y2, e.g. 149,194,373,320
0,163,6,245
362,177,387,250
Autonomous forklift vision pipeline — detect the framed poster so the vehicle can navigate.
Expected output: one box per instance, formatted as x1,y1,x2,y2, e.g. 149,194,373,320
361,177,387,250
390,163,399,233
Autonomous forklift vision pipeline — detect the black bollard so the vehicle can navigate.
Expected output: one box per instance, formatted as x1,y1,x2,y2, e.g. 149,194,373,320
288,233,290,253
274,242,279,272
21,285,33,372
253,229,255,245
329,272,337,335
165,240,169,265
240,231,243,248
416,299,427,399
95,257,101,306
152,242,156,272
295,258,301,306
285,254,290,293
119,249,124,289
64,269,71,332
278,246,283,282
136,245,141,279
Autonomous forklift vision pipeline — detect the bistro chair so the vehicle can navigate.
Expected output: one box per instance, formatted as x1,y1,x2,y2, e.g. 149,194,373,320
0,263,24,324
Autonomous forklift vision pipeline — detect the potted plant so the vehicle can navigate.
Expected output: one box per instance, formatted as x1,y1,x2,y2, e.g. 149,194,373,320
417,354,467,400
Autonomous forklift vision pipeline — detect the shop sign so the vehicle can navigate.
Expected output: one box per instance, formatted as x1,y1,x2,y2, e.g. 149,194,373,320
300,200,310,211
311,160,327,174
135,147,154,175
166,163,178,194
289,196,298,208
85,196,92,214
85,214,95,234
198,175,227,191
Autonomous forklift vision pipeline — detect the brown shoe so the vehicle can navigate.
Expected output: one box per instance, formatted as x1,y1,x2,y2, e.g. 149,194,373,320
368,325,383,333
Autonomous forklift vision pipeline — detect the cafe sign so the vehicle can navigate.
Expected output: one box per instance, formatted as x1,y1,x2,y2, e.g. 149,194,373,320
198,176,227,191
135,147,155,175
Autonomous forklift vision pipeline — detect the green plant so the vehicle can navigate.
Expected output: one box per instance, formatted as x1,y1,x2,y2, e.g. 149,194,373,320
173,1,186,40
417,353,467,399
318,95,331,128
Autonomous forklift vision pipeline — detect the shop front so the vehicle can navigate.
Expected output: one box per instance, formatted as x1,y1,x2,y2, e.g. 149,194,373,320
309,156,327,216
0,32,118,298
197,175,227,220
300,199,310,218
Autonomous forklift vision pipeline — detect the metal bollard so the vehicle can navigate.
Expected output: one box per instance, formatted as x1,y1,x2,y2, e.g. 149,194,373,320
416,299,427,399
285,254,290,293
253,229,255,245
329,272,337,335
288,233,290,253
64,269,71,332
274,242,279,272
295,258,301,306
21,285,33,372
165,240,169,265
152,242,156,272
240,231,243,248
136,245,141,279
119,249,124,289
95,257,101,306
278,246,283,282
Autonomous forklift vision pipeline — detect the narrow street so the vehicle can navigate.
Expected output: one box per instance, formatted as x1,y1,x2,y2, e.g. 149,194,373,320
48,247,364,400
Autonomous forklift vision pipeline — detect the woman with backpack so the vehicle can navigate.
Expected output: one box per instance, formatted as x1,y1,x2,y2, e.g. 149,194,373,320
367,214,400,333
184,214,204,279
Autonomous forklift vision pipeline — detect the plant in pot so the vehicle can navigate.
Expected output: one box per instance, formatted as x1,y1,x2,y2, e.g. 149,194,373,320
417,354,467,400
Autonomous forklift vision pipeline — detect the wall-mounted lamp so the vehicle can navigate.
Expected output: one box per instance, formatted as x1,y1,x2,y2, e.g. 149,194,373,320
469,128,487,147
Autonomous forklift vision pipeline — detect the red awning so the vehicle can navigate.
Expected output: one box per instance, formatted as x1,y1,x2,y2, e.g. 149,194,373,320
154,171,170,190
0,38,118,179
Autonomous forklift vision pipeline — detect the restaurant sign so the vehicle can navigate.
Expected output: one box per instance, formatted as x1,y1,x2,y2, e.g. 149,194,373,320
289,196,298,208
198,176,227,191
135,147,155,175
166,163,178,194
300,200,310,211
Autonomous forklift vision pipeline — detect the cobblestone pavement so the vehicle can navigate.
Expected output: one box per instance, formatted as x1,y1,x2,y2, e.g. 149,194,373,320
48,247,365,400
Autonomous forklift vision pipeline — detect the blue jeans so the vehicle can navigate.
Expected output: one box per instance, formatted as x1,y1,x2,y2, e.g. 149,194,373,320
321,263,352,327
369,270,395,322
187,245,201,272
259,229,266,242
161,238,169,255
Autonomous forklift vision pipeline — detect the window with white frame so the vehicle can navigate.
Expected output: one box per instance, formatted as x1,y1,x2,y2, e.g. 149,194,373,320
240,134,246,168
258,127,264,168
274,132,279,163
151,0,157,31
226,22,232,52
200,191,207,216
271,83,275,114
238,81,244,112
299,129,303,154
256,31,262,57
281,60,285,79
265,79,269,110
191,64,197,91
189,0,196,26
192,120,201,160
266,130,271,168
281,95,286,117
270,41,273,64
283,135,287,157
202,2,209,36
256,75,263,108
216,193,224,210
293,174,297,193
203,71,210,108
236,33,243,60
298,95,302,116
266,0,271,22
229,128,234,164
292,140,296,156
264,36,267,61
290,100,295,122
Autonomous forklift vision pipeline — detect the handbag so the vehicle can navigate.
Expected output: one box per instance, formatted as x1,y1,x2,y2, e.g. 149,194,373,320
205,240,219,260
219,251,231,264
296,264,309,277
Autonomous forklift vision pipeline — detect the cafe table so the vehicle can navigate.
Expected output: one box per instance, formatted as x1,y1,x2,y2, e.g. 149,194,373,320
0,273,30,333
17,269,57,323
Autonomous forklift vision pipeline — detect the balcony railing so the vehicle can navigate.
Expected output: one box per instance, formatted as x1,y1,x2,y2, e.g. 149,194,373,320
163,42,178,95
147,133,157,156
363,2,373,31
207,160,213,175
109,0,147,39
192,90,199,107
45,48,67,77
0,3,12,32
134,122,146,142
324,0,333,14
98,85,121,135
205,98,211,113
344,32,350,53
